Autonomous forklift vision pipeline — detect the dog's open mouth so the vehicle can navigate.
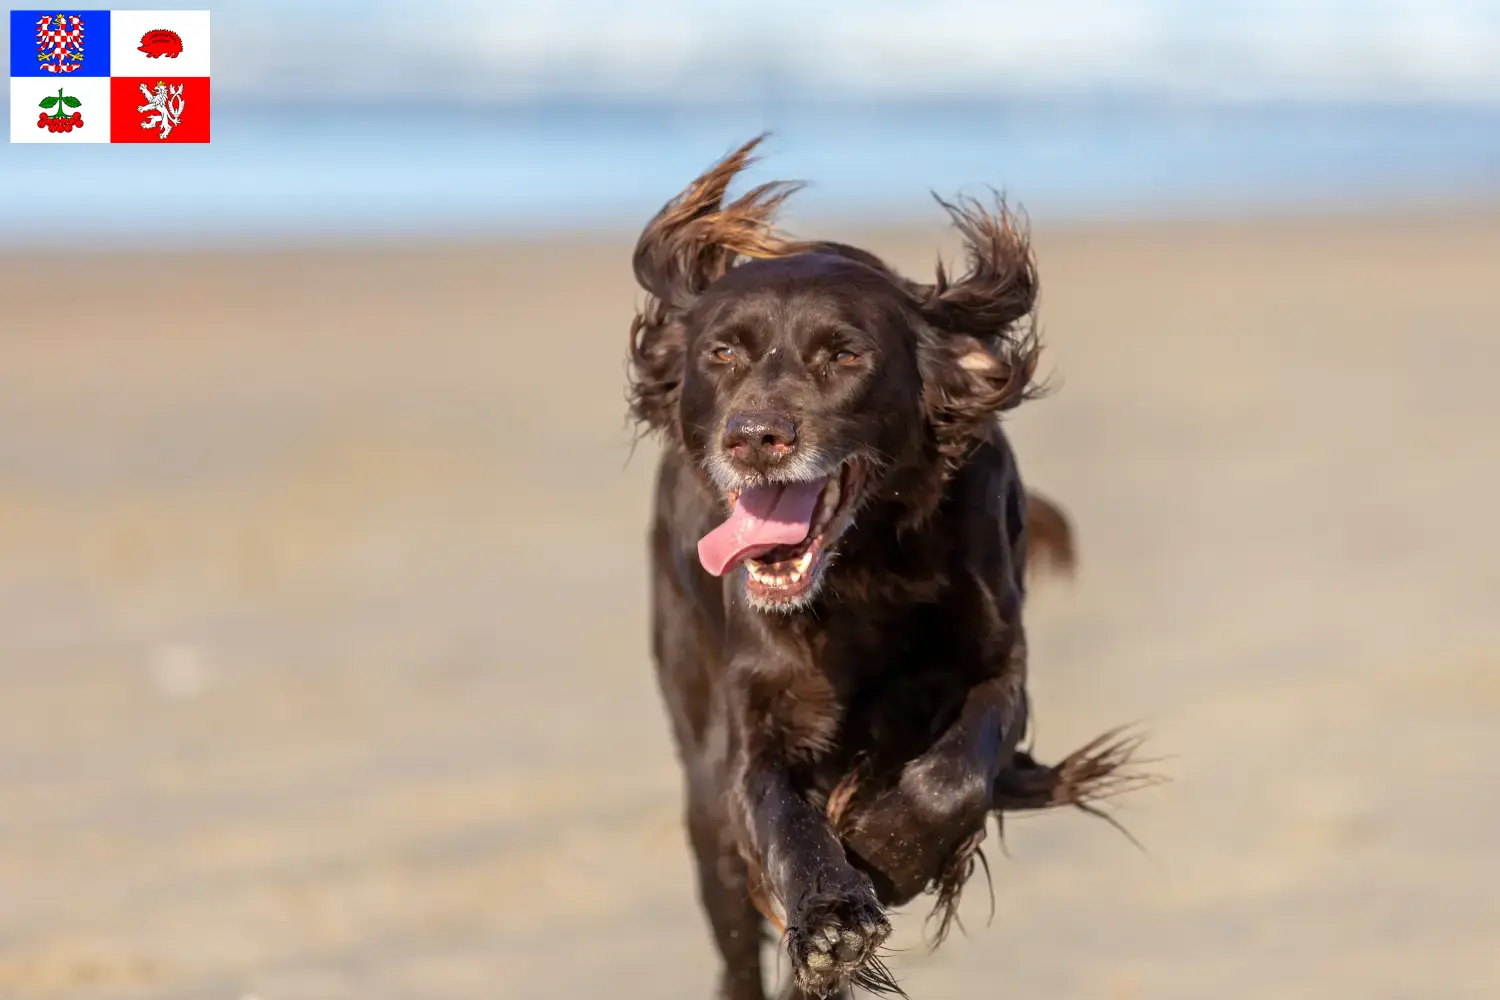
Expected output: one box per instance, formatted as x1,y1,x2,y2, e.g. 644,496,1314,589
697,461,864,604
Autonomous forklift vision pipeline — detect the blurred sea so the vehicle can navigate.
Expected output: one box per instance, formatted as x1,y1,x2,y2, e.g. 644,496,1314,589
3,99,1499,248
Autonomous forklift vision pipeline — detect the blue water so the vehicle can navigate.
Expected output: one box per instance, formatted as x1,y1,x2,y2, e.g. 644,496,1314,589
3,101,1500,247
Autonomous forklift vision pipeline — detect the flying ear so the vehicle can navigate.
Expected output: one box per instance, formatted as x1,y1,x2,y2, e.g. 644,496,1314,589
626,134,806,437
914,193,1043,475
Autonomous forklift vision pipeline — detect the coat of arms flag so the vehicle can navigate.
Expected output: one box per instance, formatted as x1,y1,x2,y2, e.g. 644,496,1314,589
10,9,210,143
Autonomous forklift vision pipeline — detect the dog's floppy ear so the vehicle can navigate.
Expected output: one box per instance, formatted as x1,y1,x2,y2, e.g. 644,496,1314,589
914,193,1043,475
627,134,806,437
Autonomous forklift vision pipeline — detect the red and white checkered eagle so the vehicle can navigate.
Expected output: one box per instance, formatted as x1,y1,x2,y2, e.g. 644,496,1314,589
36,13,85,74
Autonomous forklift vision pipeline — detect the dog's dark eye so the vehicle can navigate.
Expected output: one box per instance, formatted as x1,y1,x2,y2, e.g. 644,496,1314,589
710,346,737,363
832,349,859,365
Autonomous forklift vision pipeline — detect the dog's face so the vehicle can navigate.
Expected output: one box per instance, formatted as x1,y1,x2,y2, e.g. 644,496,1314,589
627,136,1041,613
678,254,927,609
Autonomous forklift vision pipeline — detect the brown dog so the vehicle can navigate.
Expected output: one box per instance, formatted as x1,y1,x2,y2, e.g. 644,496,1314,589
627,136,1142,999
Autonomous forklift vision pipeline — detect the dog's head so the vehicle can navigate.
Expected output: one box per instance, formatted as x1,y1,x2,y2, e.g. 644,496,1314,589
628,135,1042,611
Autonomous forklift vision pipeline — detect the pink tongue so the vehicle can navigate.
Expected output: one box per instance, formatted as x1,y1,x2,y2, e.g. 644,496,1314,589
697,479,828,577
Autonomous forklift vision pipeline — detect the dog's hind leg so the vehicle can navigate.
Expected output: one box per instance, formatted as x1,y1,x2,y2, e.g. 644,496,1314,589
687,790,768,1000
992,727,1154,819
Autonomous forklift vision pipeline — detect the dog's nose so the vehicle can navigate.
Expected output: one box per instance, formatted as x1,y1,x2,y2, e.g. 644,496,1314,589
722,411,798,472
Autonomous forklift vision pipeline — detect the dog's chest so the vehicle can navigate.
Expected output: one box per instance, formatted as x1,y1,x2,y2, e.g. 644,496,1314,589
797,616,980,778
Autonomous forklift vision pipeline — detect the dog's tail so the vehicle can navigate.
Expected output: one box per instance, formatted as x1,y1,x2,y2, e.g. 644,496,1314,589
1025,488,1076,579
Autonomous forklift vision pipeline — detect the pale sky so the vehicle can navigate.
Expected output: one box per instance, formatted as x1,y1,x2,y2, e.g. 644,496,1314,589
15,0,1500,103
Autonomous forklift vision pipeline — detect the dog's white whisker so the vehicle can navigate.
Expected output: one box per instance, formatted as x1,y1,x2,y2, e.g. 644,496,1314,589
703,446,837,494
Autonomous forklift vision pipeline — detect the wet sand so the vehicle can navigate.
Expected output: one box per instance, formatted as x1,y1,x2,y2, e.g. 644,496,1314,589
1,211,1498,999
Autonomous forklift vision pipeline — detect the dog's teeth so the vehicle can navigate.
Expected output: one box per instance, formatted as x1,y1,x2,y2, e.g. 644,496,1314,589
746,544,820,592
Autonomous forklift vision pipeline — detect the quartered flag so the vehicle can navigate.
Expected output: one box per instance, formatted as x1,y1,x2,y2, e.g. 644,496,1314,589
10,9,210,143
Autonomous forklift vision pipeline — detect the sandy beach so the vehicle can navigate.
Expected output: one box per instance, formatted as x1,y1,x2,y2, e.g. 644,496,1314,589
1,211,1497,1000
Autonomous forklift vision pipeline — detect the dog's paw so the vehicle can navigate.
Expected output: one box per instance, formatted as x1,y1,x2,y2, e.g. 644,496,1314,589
786,880,892,997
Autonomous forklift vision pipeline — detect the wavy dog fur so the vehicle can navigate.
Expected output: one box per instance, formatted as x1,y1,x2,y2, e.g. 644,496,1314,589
629,135,1149,1000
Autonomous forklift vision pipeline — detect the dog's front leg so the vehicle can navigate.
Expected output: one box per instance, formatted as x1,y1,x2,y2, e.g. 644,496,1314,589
899,669,1027,828
892,580,1033,838
731,675,892,999
837,666,1028,906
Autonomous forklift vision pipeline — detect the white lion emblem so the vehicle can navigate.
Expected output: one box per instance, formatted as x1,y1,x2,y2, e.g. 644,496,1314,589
137,81,185,139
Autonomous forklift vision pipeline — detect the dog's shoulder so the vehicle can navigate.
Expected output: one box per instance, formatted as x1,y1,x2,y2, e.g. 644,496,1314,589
950,427,1026,540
